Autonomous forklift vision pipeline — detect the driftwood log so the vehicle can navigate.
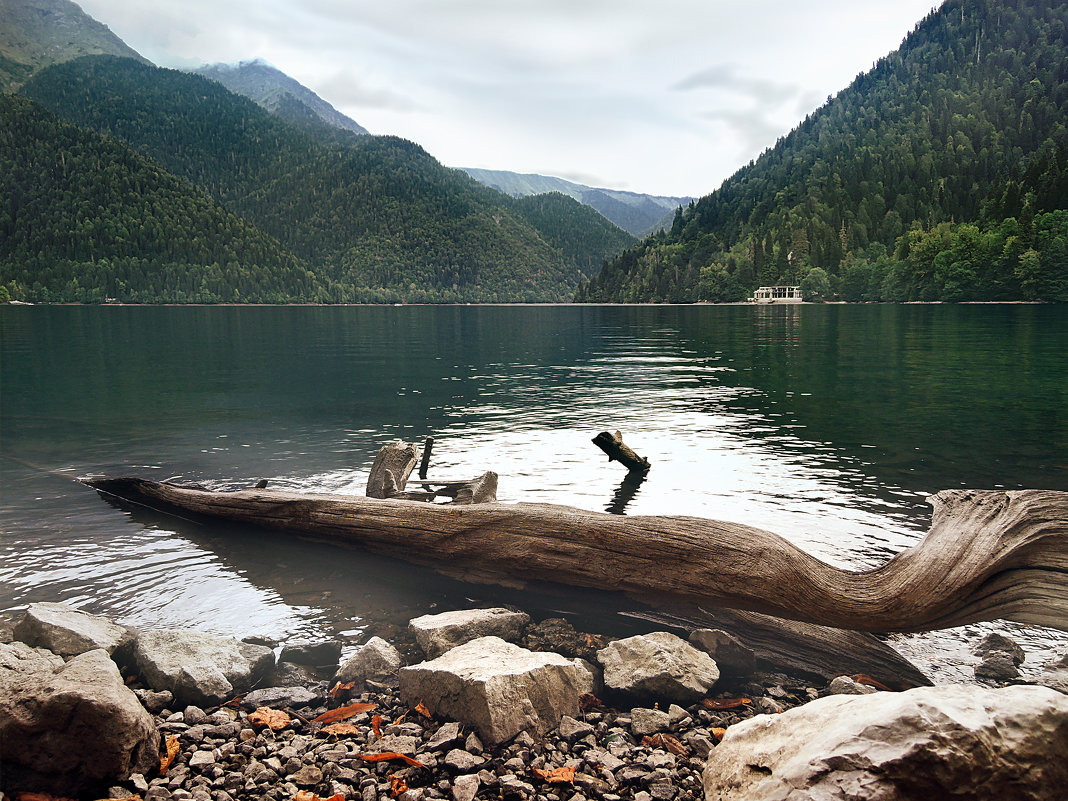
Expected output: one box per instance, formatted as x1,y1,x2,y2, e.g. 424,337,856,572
83,477,1067,635
365,440,496,504
592,431,650,474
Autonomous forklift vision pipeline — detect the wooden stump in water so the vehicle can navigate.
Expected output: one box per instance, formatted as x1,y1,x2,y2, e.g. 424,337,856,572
593,431,651,474
366,442,418,498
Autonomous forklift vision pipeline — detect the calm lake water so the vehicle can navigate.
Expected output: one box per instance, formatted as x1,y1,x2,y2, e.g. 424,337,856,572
2,304,1066,682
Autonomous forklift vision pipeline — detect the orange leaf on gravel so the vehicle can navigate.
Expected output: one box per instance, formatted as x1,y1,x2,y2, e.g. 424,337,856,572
328,681,355,699
701,697,751,710
248,706,291,730
312,702,377,723
642,733,691,757
321,722,362,737
532,765,577,784
16,794,80,801
711,727,728,742
414,701,432,719
389,775,408,798
372,713,383,738
851,673,893,692
159,734,180,774
293,792,345,801
358,752,426,768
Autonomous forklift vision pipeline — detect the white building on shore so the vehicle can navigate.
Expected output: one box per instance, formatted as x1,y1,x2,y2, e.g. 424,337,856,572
750,286,804,303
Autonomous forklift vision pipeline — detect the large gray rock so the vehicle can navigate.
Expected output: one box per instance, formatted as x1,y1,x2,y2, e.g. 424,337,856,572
398,636,595,745
597,631,719,704
409,608,531,659
132,628,275,707
1035,646,1068,694
703,684,1068,800
13,602,133,660
334,636,404,684
688,628,756,677
0,643,158,795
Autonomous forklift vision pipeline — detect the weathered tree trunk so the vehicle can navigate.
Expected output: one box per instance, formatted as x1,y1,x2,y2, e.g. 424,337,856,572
366,442,418,498
83,477,1068,636
387,471,498,504
592,431,650,473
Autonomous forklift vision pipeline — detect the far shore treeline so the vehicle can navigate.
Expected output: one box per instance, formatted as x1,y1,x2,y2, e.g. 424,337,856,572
1,0,1066,305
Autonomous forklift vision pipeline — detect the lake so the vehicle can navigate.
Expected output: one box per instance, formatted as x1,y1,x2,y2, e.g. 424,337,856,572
2,303,1066,682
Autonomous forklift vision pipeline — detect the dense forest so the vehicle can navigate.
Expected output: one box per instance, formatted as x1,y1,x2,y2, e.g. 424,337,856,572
4,56,631,303
578,0,1068,303
0,94,316,303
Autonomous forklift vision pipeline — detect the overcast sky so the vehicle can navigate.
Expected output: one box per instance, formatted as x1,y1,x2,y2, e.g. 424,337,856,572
76,0,936,197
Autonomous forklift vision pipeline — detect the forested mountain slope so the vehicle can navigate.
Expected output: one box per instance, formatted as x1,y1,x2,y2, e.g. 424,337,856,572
579,0,1068,303
0,94,315,302
18,56,630,302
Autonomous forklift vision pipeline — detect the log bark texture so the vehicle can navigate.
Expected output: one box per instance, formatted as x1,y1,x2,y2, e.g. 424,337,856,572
83,478,1067,635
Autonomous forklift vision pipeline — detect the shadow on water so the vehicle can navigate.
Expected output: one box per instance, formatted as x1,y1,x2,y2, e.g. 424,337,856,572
605,471,646,515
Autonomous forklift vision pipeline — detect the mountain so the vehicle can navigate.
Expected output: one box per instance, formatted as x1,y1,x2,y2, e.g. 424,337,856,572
461,168,691,237
0,0,147,92
579,0,1068,303
14,56,631,302
190,59,369,137
0,93,315,302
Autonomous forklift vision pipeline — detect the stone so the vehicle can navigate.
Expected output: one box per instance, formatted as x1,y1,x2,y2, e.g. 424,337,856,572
826,675,878,695
703,684,1068,801
452,773,480,801
558,714,595,740
136,688,175,713
974,632,1026,665
241,686,321,709
279,640,342,668
666,704,691,726
1035,647,1068,694
13,602,133,660
290,765,324,786
189,750,215,768
266,659,323,688
334,636,404,684
398,636,594,745
409,608,531,659
132,628,275,707
0,643,158,795
687,628,756,677
630,707,670,736
425,721,463,751
597,632,719,704
370,734,420,754
975,650,1021,682
521,617,609,661
444,748,486,773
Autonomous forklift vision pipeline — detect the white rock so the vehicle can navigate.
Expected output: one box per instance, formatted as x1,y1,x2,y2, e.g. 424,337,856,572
409,608,530,659
826,675,878,695
398,636,594,745
597,631,719,704
0,644,158,794
132,628,275,707
703,684,1068,801
335,636,403,684
452,773,480,801
14,602,133,659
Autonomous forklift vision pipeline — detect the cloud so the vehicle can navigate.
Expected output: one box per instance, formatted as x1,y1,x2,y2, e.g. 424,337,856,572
673,64,803,106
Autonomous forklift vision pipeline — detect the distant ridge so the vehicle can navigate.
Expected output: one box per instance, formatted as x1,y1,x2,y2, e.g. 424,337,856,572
461,167,692,237
0,0,148,91
191,59,369,136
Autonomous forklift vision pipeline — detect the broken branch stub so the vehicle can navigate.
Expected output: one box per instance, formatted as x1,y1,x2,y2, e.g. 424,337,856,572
593,431,651,474
366,442,418,498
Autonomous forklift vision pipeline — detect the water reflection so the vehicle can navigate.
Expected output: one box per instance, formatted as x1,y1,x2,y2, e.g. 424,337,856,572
2,304,1066,680
605,471,646,515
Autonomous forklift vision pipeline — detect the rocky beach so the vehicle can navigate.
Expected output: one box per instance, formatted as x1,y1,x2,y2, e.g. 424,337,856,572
2,603,1068,801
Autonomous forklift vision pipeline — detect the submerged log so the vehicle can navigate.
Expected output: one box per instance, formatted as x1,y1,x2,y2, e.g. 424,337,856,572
388,471,498,504
593,431,650,474
82,477,1067,636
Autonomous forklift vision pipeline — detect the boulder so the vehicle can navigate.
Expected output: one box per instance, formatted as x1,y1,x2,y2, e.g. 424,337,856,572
398,636,594,745
0,643,158,795
597,631,719,704
409,608,531,659
132,628,275,707
279,639,342,668
973,632,1025,683
334,636,404,684
1034,646,1068,694
688,628,756,677
703,684,1068,801
13,602,133,660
